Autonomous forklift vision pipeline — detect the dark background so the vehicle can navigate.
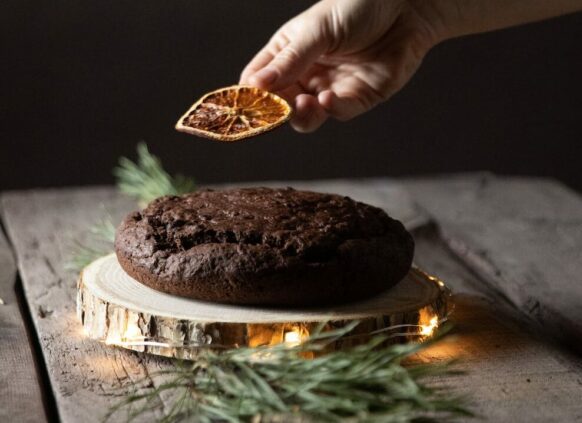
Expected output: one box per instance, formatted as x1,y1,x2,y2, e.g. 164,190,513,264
1,1,581,192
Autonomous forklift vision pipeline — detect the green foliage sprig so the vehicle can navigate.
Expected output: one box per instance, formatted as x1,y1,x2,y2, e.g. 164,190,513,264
65,216,116,272
113,142,196,206
67,143,196,272
106,322,470,423
67,143,471,423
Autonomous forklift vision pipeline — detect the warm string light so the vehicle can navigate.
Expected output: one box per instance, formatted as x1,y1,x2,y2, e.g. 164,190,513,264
420,316,439,337
93,313,442,350
104,320,148,346
107,340,172,348
418,307,440,339
84,274,446,350
283,330,302,346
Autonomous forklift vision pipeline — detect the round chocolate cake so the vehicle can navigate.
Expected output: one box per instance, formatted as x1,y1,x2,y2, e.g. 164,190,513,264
114,187,414,306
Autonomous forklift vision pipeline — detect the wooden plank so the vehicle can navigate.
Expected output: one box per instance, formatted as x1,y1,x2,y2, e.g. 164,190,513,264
0,182,410,422
412,225,582,422
3,179,582,422
77,253,446,360
0,210,46,422
403,174,582,351
0,181,425,423
1,187,171,423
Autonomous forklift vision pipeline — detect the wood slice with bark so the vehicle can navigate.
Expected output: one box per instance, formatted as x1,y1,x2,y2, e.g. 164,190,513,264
77,254,449,359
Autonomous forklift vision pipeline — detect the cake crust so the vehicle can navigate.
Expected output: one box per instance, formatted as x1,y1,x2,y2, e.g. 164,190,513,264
114,187,414,306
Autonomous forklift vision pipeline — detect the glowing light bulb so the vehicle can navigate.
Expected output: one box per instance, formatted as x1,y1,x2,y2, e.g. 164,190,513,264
284,330,301,345
124,323,142,340
420,316,439,337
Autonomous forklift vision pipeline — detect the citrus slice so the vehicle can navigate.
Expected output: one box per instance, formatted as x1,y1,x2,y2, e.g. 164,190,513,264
175,85,292,142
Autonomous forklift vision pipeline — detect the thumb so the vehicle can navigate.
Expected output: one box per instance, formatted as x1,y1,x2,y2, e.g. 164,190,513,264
249,32,327,92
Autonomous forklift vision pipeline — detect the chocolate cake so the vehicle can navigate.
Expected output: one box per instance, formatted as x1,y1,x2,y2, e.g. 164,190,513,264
114,187,414,306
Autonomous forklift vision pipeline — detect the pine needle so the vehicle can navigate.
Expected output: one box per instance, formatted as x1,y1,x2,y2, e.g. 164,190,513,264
105,323,472,423
65,143,471,422
68,142,196,271
65,215,116,272
113,142,196,205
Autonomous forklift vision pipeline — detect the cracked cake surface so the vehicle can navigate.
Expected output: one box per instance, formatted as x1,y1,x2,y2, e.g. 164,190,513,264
114,187,414,306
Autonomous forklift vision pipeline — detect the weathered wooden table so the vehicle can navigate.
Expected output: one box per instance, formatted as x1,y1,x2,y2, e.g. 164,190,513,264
1,173,582,422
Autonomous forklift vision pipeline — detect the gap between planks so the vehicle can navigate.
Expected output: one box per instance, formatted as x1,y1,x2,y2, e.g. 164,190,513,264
403,174,582,352
2,178,582,422
0,205,47,423
1,188,174,422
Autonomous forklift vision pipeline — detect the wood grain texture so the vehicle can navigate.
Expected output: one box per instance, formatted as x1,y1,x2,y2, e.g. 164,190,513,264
0,211,46,422
78,254,447,358
0,183,426,422
403,174,582,350
82,254,443,323
1,188,171,422
412,225,582,422
3,177,582,422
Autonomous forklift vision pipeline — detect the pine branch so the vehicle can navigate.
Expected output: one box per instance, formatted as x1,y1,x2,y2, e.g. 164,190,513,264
68,142,196,271
113,142,196,206
66,143,472,423
105,323,472,423
65,215,116,272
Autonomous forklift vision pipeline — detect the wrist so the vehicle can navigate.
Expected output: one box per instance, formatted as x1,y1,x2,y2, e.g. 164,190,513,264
407,0,465,44
410,0,582,43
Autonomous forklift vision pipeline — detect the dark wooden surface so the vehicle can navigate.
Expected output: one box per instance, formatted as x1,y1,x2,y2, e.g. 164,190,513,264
404,174,582,350
0,210,46,422
1,174,582,422
412,225,582,422
1,188,167,422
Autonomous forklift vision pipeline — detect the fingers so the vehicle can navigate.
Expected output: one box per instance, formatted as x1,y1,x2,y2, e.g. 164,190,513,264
240,49,277,87
290,93,328,133
242,38,327,92
240,17,328,92
254,40,326,92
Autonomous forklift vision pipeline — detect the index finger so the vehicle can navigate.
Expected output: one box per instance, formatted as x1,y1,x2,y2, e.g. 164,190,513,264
239,48,277,85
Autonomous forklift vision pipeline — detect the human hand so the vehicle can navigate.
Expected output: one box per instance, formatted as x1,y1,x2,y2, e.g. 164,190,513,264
240,0,582,133
240,0,440,132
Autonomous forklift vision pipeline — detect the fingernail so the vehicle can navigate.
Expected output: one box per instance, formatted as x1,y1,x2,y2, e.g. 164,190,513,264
250,67,277,87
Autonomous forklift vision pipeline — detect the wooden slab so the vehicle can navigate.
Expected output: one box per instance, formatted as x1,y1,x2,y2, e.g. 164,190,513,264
3,177,582,422
84,254,441,323
412,225,582,422
1,188,169,422
0,215,46,422
1,183,428,422
403,174,582,351
78,254,447,358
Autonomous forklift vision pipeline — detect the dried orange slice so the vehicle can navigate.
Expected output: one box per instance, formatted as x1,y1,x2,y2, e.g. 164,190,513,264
175,85,292,142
